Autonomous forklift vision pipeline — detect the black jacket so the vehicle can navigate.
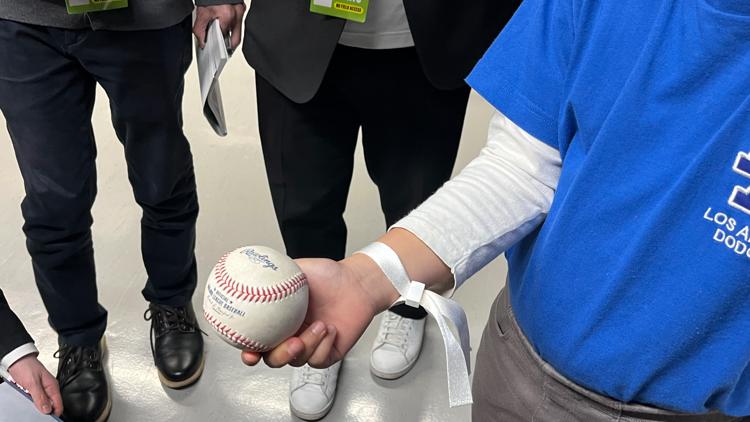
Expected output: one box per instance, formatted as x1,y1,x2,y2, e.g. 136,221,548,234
243,0,521,103
0,289,33,363
0,0,242,31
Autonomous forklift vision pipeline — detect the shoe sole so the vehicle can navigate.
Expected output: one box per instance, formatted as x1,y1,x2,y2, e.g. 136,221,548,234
289,398,335,421
96,394,113,422
370,363,414,380
96,337,113,422
158,355,205,390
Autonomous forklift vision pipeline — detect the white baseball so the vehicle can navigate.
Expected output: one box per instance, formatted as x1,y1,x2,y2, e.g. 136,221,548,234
202,246,309,352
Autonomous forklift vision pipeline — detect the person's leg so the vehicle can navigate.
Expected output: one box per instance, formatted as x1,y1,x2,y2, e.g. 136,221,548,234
73,18,204,389
0,19,111,422
356,48,470,229
359,48,469,307
256,48,360,421
76,18,198,307
345,45,470,377
0,20,105,347
256,66,360,261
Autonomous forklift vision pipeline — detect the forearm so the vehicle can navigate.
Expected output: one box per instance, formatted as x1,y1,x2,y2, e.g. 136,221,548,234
394,111,561,288
342,229,452,312
0,290,35,365
346,111,562,312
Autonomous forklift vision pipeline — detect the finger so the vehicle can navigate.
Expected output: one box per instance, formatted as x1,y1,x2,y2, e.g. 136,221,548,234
287,321,329,367
263,337,305,368
27,378,52,415
230,19,242,50
240,350,262,366
42,374,64,416
218,14,232,35
308,325,337,369
193,15,210,48
230,6,244,50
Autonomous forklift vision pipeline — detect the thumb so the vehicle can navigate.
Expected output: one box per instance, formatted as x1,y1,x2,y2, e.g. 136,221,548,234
42,372,64,416
230,14,243,50
27,375,53,415
230,5,244,50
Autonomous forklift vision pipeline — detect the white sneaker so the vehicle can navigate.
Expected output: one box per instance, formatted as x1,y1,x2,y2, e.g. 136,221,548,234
370,310,426,380
289,362,341,420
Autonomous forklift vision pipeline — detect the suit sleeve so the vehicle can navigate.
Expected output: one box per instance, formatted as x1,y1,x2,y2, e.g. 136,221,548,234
0,288,34,362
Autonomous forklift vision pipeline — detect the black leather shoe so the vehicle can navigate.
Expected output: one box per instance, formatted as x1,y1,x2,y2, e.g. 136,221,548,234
144,302,205,389
55,338,111,422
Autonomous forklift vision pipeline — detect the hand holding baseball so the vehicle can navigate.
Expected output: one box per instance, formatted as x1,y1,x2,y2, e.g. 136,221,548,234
240,255,399,369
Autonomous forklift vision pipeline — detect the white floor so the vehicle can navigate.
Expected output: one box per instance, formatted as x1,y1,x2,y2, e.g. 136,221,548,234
0,52,508,422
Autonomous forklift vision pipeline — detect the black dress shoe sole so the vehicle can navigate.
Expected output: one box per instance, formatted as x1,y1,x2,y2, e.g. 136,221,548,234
96,336,113,422
95,394,113,422
157,355,205,390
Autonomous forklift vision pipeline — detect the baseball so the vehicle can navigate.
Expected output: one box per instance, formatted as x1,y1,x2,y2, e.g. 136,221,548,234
202,246,309,352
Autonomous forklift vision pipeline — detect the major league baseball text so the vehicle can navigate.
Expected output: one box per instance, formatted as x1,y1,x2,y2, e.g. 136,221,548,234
203,246,309,352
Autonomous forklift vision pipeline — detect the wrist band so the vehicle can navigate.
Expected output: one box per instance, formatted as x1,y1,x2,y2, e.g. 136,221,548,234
356,242,472,407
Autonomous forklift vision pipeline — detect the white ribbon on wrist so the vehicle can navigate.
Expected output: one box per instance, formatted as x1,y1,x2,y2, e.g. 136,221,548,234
356,242,472,407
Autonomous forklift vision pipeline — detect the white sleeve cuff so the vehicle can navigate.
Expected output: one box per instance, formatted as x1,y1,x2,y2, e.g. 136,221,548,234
0,343,39,372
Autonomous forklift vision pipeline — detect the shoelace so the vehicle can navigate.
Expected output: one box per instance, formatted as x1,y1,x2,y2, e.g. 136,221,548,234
300,365,327,386
143,304,205,356
380,313,413,350
53,345,101,388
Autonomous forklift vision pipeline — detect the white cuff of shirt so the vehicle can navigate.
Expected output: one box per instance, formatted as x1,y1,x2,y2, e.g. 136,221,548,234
1,343,39,372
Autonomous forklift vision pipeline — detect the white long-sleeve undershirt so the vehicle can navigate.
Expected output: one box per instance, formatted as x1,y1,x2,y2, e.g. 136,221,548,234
392,111,562,290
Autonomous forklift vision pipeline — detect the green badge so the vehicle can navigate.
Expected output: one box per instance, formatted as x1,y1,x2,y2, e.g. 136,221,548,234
310,0,369,23
65,0,128,14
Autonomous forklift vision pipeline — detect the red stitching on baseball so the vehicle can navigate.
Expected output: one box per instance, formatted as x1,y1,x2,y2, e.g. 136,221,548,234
203,310,271,352
212,253,308,304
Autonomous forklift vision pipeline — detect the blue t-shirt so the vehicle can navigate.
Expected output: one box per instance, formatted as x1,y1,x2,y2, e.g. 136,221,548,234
467,0,750,416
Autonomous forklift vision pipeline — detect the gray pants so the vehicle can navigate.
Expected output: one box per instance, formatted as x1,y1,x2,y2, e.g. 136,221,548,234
471,288,746,422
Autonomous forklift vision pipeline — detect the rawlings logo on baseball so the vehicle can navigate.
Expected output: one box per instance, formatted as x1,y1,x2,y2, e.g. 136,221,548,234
241,247,280,271
202,246,309,352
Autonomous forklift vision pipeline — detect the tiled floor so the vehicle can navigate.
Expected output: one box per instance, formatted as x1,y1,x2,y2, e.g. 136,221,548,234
0,54,507,422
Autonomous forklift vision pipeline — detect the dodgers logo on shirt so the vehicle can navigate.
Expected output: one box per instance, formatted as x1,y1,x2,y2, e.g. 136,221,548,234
729,151,750,215
702,151,750,260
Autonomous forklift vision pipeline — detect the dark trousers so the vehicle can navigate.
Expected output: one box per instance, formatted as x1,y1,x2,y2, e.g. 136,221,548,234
0,18,198,346
256,45,470,320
